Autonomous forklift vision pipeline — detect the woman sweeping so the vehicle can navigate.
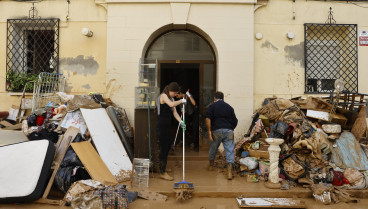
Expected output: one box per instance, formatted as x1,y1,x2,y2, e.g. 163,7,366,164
157,82,186,180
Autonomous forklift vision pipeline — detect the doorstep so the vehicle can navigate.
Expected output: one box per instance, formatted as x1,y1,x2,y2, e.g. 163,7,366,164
137,161,368,199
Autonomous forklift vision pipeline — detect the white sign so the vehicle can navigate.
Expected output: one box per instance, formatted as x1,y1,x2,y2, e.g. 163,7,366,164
359,31,368,46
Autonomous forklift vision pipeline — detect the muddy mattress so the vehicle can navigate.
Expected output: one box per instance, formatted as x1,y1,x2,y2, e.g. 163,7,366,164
0,140,54,203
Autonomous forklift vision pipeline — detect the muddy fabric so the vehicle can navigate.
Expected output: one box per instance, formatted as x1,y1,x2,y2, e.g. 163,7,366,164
312,184,333,205
280,110,303,124
344,168,364,187
257,101,284,121
65,180,105,203
67,95,101,112
332,171,345,186
293,130,323,159
274,99,296,110
331,132,368,170
280,155,307,180
311,183,358,204
332,187,359,203
71,194,103,209
249,119,263,141
269,121,288,138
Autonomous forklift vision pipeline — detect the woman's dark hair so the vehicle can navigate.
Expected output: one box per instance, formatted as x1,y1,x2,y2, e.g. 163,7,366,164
179,86,186,94
162,82,180,99
214,91,224,100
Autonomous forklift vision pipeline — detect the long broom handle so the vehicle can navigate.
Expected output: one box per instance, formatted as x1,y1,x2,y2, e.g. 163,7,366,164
173,113,183,147
182,101,185,181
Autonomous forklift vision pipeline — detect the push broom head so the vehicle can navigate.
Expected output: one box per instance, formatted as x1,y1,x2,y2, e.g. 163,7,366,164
173,181,194,201
173,180,194,189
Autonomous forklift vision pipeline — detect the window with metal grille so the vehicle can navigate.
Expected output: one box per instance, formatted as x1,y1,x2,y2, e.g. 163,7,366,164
304,23,358,94
6,18,59,92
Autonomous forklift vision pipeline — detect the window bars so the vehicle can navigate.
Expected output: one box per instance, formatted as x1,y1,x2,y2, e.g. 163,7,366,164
6,18,60,91
304,9,358,94
32,72,66,112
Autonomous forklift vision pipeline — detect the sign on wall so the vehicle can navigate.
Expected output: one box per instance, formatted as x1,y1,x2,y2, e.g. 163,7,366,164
359,31,368,46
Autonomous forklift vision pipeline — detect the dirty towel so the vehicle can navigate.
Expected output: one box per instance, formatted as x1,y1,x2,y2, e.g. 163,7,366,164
71,194,103,209
65,180,105,203
331,132,368,170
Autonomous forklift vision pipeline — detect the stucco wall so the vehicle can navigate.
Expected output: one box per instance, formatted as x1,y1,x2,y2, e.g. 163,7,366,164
0,0,107,110
254,0,368,109
106,2,255,140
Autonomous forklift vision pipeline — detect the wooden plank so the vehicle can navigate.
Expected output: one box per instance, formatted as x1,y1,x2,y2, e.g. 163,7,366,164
80,108,132,182
34,198,65,206
236,198,306,208
349,94,356,110
71,141,118,185
42,126,79,199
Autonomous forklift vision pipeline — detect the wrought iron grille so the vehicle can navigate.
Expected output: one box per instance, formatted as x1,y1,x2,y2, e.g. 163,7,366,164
304,23,358,94
6,18,60,92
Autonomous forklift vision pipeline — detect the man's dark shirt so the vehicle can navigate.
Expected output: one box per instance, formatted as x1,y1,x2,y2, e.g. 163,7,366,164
205,99,238,131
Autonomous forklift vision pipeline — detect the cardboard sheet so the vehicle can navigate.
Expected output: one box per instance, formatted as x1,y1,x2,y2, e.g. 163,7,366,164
80,108,132,182
71,141,118,185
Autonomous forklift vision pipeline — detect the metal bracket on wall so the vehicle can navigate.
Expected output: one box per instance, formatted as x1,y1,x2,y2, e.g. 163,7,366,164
326,7,336,24
28,2,41,19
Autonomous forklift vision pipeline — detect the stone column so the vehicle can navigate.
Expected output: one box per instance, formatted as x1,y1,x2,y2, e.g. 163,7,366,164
265,138,284,189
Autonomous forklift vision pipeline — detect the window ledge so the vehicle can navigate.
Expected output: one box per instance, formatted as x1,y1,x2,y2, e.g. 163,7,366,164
7,92,34,96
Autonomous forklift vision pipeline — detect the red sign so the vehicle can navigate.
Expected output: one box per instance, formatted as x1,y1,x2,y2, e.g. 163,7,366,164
360,31,368,46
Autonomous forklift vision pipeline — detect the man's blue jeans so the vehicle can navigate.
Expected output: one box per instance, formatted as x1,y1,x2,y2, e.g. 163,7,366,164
209,129,234,164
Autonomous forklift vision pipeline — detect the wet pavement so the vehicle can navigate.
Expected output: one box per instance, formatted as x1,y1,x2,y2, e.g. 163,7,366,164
146,150,312,198
2,198,368,209
1,150,368,208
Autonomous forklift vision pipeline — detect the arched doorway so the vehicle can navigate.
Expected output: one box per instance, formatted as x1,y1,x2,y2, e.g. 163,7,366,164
145,30,216,150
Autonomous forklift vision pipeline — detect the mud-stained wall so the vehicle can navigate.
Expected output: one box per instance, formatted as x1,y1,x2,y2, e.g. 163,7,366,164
0,0,107,110
254,0,368,109
106,2,255,142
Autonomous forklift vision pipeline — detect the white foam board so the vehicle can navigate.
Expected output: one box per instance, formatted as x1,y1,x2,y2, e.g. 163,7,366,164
80,108,132,182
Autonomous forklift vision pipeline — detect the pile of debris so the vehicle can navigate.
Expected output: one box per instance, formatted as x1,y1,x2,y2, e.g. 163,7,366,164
0,91,164,208
234,95,368,204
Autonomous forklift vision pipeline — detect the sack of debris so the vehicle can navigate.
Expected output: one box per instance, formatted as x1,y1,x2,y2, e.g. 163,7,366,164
344,168,368,189
239,157,258,170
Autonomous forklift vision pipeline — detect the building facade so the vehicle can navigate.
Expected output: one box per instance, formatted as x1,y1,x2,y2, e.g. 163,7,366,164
0,0,367,145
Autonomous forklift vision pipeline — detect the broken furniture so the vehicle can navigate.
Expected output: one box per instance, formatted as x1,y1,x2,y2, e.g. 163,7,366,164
35,126,79,205
0,140,54,203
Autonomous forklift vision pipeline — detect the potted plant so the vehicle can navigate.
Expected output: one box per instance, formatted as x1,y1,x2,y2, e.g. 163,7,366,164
6,71,39,92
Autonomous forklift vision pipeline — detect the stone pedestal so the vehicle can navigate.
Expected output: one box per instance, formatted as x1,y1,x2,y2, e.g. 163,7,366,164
264,138,284,189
